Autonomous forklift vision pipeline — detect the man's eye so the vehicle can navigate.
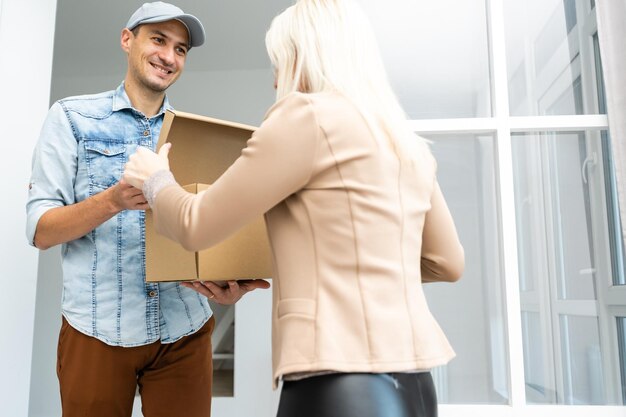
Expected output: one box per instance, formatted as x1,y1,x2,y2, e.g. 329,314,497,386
176,47,188,56
152,37,164,44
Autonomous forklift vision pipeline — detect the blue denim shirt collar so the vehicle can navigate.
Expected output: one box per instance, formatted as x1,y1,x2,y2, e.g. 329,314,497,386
111,82,173,116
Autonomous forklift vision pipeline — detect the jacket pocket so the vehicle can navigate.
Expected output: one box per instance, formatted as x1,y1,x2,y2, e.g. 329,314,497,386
84,140,126,191
277,298,315,319
276,298,316,362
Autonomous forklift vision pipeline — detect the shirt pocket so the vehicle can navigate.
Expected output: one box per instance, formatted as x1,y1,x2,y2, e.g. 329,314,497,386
84,140,126,190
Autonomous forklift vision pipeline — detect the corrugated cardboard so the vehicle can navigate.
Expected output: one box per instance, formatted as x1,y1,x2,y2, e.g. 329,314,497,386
145,110,273,282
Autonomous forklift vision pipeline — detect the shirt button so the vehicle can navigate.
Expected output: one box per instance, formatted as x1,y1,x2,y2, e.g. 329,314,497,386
103,149,110,154
143,130,150,136
148,290,157,297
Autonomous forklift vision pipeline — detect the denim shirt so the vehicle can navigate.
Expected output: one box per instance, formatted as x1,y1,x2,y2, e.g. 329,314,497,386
26,83,212,347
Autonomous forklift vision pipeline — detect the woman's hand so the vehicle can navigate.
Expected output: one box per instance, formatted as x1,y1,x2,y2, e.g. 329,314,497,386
123,143,171,189
181,279,271,305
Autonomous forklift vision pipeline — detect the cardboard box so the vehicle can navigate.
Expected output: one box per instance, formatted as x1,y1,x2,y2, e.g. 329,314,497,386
145,110,273,282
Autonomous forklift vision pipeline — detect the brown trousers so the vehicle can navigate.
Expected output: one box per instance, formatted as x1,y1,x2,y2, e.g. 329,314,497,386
57,316,215,417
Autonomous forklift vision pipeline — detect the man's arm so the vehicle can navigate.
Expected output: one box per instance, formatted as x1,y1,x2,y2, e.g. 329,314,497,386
34,180,148,250
27,102,149,250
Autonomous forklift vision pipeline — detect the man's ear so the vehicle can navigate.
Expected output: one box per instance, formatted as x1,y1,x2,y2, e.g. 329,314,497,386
121,28,134,53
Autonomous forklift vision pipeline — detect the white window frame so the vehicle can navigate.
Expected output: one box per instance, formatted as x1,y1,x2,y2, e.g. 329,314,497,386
407,1,625,415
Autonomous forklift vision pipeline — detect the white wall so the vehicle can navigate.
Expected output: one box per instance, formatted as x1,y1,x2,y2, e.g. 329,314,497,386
0,0,57,416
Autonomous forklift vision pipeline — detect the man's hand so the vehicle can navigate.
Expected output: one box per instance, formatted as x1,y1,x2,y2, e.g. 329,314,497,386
33,179,149,249
107,179,149,211
181,279,271,305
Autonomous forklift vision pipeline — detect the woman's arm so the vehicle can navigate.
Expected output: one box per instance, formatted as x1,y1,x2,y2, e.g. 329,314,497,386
420,181,465,283
138,93,319,251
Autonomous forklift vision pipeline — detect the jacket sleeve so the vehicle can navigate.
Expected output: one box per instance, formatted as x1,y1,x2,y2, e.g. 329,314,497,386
151,93,319,251
421,181,465,283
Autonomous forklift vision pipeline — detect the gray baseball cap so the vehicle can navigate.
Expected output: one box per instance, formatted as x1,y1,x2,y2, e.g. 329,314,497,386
126,2,205,48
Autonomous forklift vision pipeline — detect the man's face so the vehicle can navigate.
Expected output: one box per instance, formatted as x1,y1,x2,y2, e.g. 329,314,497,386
122,20,189,93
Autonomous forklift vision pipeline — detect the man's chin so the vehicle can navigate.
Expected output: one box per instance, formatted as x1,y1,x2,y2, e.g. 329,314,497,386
144,80,173,93
145,71,180,90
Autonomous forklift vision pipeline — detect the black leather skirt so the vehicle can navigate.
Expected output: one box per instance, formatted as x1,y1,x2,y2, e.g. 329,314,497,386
277,372,438,417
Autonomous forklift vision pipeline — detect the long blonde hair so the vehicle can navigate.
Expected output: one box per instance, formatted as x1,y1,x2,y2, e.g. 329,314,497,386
265,0,426,159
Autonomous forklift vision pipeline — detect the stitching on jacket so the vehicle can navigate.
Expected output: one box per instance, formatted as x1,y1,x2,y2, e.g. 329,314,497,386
301,94,324,362
396,158,419,356
317,112,374,360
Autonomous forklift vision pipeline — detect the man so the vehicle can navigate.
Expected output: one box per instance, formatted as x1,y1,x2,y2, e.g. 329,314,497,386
26,2,267,416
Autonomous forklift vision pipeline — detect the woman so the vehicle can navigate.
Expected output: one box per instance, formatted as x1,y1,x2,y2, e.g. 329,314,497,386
124,0,464,416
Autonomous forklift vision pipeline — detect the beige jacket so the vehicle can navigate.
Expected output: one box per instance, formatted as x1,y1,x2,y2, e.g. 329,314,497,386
151,92,465,387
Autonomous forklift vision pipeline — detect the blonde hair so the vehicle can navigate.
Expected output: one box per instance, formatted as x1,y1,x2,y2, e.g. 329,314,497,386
265,0,426,160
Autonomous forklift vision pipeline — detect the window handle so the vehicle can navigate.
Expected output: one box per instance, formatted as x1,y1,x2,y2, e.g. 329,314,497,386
582,152,597,184
579,267,596,276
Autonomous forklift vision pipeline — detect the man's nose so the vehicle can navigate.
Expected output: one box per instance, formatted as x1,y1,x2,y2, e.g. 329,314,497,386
158,47,176,66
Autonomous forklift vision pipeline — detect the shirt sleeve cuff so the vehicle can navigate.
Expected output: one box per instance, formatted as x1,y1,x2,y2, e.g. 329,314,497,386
26,204,59,247
143,170,176,206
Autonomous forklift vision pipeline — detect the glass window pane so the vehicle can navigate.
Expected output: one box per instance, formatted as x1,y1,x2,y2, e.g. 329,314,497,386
423,134,508,404
513,130,624,404
600,131,626,287
361,0,491,119
593,33,626,286
522,311,553,403
559,315,605,404
504,0,605,116
513,132,597,301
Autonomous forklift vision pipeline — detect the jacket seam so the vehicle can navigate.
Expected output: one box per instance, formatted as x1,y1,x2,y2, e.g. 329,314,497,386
300,197,321,360
318,120,373,360
300,94,324,362
397,159,419,356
